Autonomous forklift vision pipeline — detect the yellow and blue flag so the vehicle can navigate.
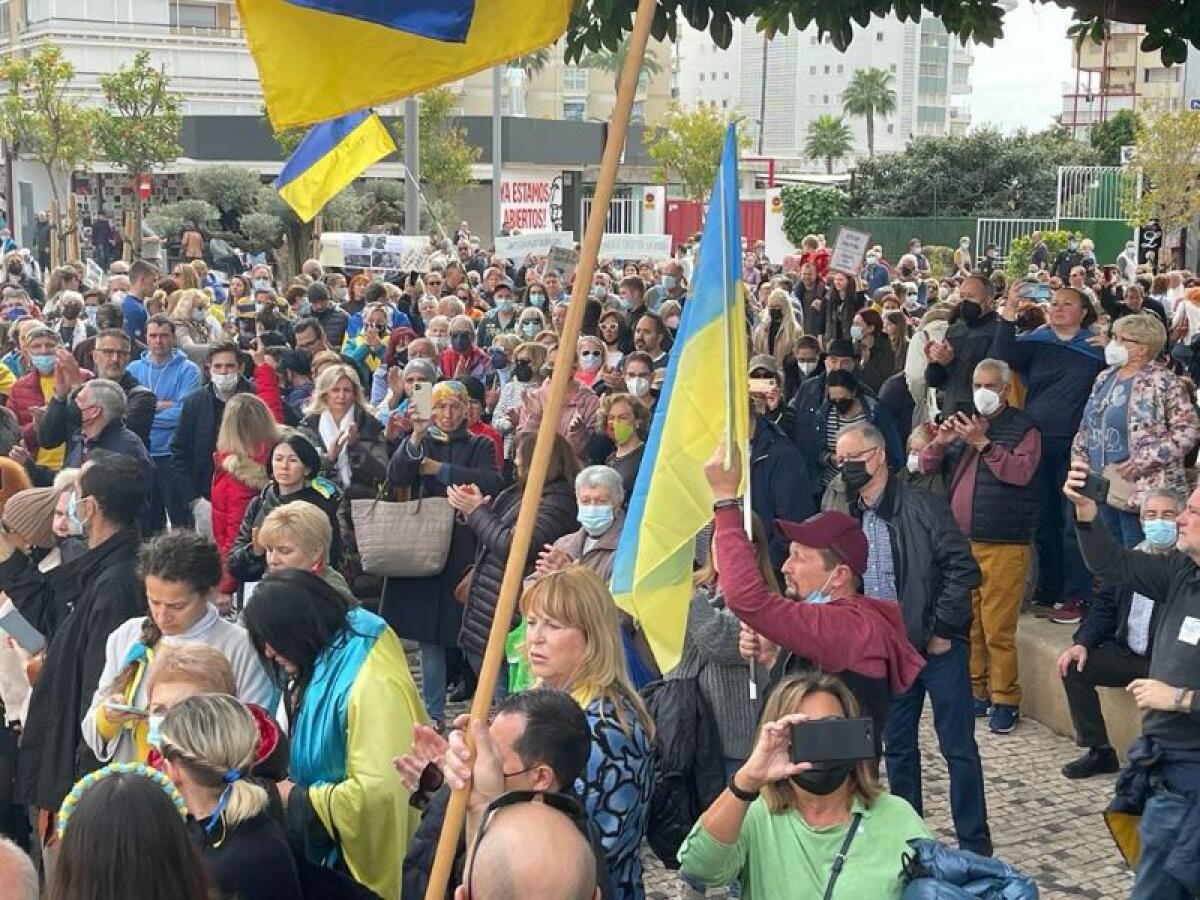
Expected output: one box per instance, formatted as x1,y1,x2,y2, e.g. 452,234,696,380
611,125,750,674
274,109,396,222
237,0,574,130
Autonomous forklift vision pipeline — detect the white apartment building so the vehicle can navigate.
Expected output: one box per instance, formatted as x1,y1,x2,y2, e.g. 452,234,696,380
675,12,981,170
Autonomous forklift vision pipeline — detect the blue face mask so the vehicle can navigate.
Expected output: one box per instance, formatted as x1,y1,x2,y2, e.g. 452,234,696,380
1144,519,1177,549
577,504,615,537
146,714,164,749
489,349,509,370
30,354,56,375
528,293,546,309
66,491,85,535
520,321,540,338
803,570,836,605
661,275,677,292
495,296,513,313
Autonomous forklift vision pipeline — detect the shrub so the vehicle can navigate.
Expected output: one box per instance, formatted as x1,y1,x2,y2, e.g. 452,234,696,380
781,184,847,247
1005,229,1083,278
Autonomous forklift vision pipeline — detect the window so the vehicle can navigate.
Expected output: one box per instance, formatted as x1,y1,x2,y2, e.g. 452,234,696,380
837,64,844,74
722,99,729,108
170,2,217,28
698,72,705,82
887,123,895,134
876,31,884,41
563,67,588,92
890,63,897,72
563,99,586,121
631,100,645,123
724,72,730,80
824,65,830,74
809,65,817,75
823,94,829,104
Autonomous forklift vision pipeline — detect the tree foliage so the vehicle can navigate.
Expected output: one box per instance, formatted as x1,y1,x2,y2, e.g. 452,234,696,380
841,67,896,157
1088,109,1141,167
186,166,263,221
804,114,853,174
851,126,1100,218
780,184,847,246
0,44,95,229
1124,109,1200,232
393,88,478,230
646,105,747,202
1004,229,1080,278
577,44,664,95
563,1,1190,70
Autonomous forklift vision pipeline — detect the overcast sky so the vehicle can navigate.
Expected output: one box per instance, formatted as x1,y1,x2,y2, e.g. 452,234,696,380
969,0,1076,133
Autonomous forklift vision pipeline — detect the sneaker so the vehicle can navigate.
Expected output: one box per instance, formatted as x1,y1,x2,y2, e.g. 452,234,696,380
973,696,991,718
1062,746,1120,779
989,704,1019,734
1050,597,1084,625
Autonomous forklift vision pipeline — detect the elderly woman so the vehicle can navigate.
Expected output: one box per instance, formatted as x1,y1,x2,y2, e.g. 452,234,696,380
535,464,626,583
576,334,608,389
493,342,547,466
381,380,502,726
517,343,600,459
678,671,930,899
1072,313,1198,547
598,391,649,502
439,314,491,380
517,307,547,343
373,357,437,432
257,501,354,601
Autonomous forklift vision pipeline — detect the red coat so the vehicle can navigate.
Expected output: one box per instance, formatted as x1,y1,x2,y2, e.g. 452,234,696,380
9,368,91,453
211,447,271,593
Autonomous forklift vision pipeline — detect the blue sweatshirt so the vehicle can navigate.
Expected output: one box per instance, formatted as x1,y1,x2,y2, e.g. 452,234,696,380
121,294,148,342
990,320,1105,442
127,348,202,456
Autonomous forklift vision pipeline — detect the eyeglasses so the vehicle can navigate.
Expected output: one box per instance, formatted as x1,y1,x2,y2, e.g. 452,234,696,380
465,791,590,900
834,446,877,466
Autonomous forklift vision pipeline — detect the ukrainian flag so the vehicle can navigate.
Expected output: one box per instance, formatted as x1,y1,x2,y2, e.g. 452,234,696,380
238,0,574,130
611,125,750,674
274,109,396,222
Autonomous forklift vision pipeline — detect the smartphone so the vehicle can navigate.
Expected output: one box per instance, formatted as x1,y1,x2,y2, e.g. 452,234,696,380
0,608,45,655
1018,283,1053,302
953,399,978,419
749,378,775,395
1079,471,1110,504
410,380,433,419
789,717,876,765
104,701,148,718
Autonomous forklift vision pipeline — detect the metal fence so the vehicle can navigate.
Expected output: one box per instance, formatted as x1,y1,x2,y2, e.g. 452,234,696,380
975,218,1057,262
580,196,641,234
1056,166,1139,222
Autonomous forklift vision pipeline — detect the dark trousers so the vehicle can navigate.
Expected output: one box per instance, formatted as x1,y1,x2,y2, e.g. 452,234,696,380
1062,640,1149,748
884,639,992,855
1034,436,1092,605
147,455,193,533
1132,786,1196,900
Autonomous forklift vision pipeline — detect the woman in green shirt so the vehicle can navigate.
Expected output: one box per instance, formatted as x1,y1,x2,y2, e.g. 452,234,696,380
678,671,930,899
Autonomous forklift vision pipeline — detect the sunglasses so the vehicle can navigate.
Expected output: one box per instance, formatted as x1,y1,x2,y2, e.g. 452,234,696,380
408,762,445,811
465,791,590,899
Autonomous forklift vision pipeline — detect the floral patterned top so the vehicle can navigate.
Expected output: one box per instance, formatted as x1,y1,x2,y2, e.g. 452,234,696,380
576,696,654,900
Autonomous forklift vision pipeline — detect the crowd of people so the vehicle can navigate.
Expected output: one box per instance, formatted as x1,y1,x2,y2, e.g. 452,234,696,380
0,220,1190,899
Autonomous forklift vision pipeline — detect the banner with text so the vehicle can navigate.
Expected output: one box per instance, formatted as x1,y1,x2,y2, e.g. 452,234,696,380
500,172,555,231
318,233,433,272
494,231,574,261
598,233,672,260
829,226,871,275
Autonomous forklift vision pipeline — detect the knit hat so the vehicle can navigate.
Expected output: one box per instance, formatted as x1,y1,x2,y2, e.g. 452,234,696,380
3,485,61,549
402,357,438,382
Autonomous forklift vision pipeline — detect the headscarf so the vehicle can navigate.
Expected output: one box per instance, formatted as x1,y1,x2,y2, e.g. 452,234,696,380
428,381,468,443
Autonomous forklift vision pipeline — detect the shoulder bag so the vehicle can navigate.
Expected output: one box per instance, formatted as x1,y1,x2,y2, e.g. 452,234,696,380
351,482,454,578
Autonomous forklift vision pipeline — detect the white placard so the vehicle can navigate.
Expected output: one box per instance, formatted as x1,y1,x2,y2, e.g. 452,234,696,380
598,233,672,260
493,231,574,261
318,233,433,272
763,188,795,264
500,172,555,231
829,226,871,275
543,245,580,284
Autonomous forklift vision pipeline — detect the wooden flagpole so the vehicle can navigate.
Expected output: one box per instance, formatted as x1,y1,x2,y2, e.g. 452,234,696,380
423,0,659,895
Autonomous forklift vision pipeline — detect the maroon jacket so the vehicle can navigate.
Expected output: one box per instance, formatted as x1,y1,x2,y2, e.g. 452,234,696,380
713,506,925,695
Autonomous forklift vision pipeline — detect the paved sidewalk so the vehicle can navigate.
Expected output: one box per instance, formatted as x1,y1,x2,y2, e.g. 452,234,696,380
643,715,1134,900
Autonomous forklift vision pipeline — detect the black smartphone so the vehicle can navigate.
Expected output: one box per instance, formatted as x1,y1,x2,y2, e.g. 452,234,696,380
789,717,875,765
953,399,978,419
1079,472,1110,504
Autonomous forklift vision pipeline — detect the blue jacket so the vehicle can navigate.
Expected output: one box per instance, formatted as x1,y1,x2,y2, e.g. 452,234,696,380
990,320,1105,442
794,394,905,487
121,294,148,342
902,839,1038,899
127,349,201,456
750,417,815,567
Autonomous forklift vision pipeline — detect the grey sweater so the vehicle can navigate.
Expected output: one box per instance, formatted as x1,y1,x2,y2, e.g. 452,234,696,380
669,587,757,761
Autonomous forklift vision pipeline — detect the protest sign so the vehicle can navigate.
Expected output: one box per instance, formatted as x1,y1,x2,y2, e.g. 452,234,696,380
829,227,871,275
494,231,574,260
598,233,672,260
544,245,580,283
318,233,433,272
500,172,555,230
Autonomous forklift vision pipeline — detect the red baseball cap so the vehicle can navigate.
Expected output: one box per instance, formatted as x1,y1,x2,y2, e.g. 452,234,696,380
776,511,868,575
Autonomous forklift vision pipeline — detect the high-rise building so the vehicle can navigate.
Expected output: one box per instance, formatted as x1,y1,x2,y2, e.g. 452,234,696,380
1060,21,1194,139
675,13,983,170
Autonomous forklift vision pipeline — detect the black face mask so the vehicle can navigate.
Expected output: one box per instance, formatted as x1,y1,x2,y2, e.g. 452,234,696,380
960,300,982,325
450,333,473,353
514,360,533,382
7,264,21,276
791,761,855,796
769,308,783,323
832,397,854,416
841,459,872,492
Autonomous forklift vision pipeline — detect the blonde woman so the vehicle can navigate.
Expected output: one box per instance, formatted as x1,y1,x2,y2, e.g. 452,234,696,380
751,288,802,369
678,671,930,899
494,341,547,463
520,566,655,900
257,501,354,601
211,393,280,602
166,288,211,348
158,694,302,900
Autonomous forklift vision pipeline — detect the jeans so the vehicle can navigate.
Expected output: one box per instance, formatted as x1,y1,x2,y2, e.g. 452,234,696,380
419,643,447,723
1061,641,1149,748
884,639,992,855
1100,502,1144,548
147,455,193,533
466,650,509,708
1034,437,1092,605
1132,787,1196,900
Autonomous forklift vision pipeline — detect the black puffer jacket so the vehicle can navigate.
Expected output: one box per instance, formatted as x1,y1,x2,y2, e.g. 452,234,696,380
924,309,1001,415
458,478,577,659
226,479,344,583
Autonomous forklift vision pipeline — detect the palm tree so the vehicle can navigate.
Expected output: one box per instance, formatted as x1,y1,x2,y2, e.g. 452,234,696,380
577,45,663,95
804,114,854,174
841,67,897,157
512,48,552,79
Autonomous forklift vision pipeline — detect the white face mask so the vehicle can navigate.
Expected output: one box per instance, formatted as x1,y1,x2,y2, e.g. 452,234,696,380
973,387,1002,417
798,361,818,376
906,452,921,474
1105,340,1130,368
625,376,650,398
211,372,239,394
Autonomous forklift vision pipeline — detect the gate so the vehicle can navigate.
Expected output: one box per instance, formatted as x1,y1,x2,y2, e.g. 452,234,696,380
580,194,641,234
974,218,1056,263
1055,165,1138,264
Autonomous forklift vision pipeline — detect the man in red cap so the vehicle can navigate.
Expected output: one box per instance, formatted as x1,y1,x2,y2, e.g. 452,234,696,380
703,444,925,752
